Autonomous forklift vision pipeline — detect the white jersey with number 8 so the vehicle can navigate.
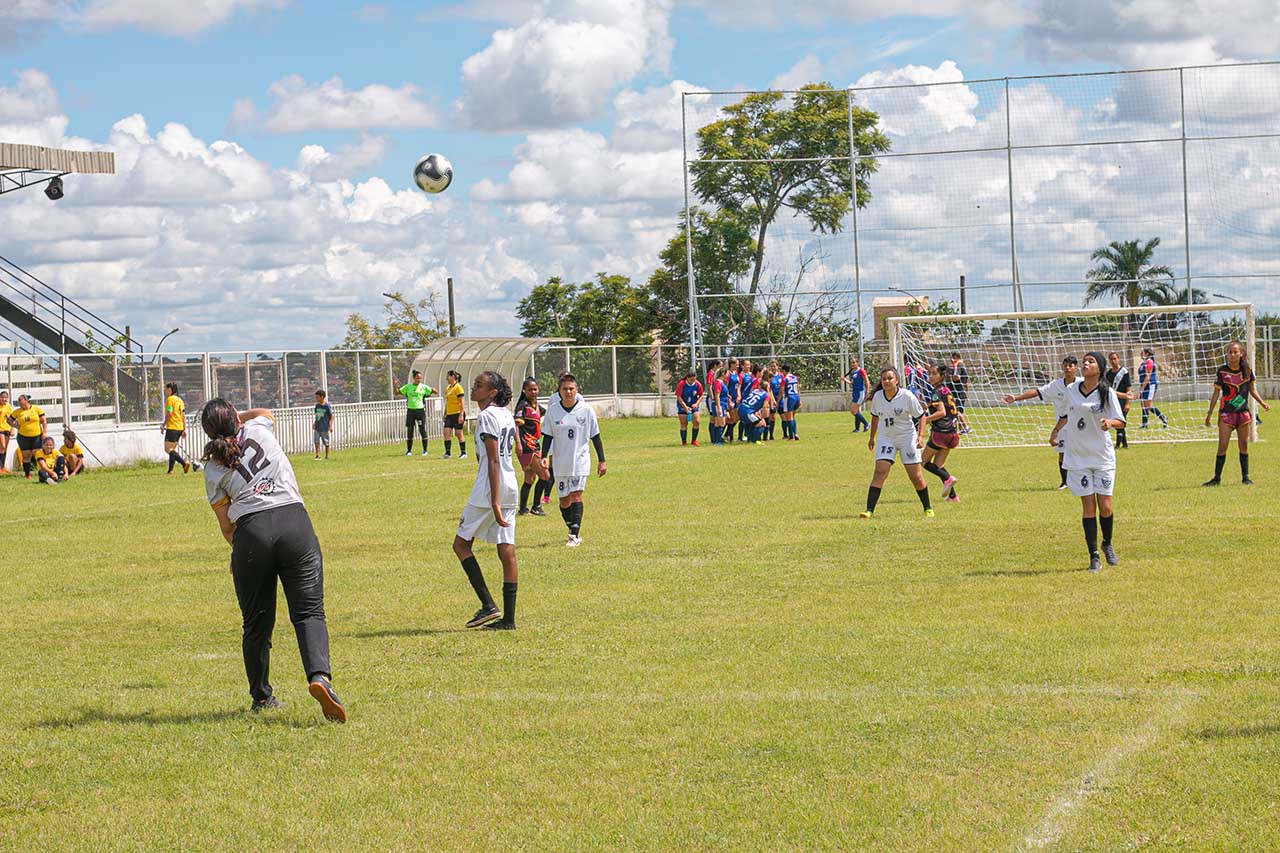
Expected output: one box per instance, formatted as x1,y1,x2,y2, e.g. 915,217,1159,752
545,396,600,478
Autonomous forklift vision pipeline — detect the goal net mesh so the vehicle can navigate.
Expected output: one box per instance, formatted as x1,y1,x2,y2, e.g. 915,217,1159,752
892,304,1256,448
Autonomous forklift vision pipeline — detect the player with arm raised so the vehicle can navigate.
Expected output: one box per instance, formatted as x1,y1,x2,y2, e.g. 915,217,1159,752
1060,352,1126,572
200,399,345,721
921,362,961,503
1204,340,1270,486
453,372,521,630
860,367,933,519
1002,356,1078,489
675,371,703,446
545,373,606,547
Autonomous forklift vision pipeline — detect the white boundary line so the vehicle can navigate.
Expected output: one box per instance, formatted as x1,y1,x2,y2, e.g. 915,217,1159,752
1020,688,1198,849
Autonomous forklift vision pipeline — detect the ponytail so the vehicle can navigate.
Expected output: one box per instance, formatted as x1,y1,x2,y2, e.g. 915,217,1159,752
200,398,243,468
479,371,513,407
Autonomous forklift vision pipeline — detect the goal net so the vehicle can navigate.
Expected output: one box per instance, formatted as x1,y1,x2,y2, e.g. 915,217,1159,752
888,303,1257,448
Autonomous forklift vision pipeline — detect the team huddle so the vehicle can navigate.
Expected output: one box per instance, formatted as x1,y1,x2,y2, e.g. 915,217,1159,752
673,358,805,446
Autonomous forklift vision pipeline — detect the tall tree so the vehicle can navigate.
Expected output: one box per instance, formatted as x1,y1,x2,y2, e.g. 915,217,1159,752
692,84,890,343
1084,238,1176,307
337,290,453,349
516,274,649,345
514,276,577,338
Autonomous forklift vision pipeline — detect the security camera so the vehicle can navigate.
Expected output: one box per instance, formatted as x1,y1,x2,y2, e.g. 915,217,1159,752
44,177,64,201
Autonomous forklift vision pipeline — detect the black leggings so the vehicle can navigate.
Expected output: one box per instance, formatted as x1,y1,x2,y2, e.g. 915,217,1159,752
406,410,427,451
230,503,331,702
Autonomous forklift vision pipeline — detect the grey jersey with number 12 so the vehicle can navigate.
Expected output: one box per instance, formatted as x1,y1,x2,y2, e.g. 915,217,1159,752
204,415,305,522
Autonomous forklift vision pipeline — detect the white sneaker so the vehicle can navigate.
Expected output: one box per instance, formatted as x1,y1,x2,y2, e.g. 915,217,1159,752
459,452,468,459
565,534,581,548
421,451,430,457
45,478,58,486
404,450,412,456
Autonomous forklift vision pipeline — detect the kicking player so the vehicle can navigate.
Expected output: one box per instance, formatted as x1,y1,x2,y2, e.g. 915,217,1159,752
1137,348,1167,428
861,367,933,518
675,370,703,446
514,378,550,515
1105,353,1132,449
921,362,961,503
201,399,345,721
453,372,521,630
1204,341,1270,486
779,363,800,441
1002,355,1078,489
545,373,607,547
1058,352,1126,572
843,358,870,432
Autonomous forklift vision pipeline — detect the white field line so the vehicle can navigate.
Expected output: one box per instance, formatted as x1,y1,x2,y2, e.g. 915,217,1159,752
1020,688,1199,850
0,468,420,527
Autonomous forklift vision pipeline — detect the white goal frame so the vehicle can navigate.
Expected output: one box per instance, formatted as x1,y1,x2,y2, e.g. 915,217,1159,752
887,302,1257,447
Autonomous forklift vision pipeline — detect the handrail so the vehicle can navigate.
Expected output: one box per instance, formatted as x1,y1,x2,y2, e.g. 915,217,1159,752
0,253,143,354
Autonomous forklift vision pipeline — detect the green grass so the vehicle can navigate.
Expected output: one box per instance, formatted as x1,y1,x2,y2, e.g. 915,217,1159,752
2,412,1278,850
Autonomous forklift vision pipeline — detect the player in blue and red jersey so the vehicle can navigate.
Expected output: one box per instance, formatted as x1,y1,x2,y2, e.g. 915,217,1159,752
779,363,801,440
767,361,784,440
737,379,770,444
921,361,962,503
843,357,871,432
736,360,756,442
724,358,741,440
675,371,704,446
1138,348,1168,428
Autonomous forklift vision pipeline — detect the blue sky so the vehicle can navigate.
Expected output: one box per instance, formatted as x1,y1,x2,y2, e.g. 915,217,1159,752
0,1,1275,350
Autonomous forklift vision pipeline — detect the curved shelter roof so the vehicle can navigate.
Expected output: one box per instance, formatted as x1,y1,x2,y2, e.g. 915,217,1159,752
409,337,572,403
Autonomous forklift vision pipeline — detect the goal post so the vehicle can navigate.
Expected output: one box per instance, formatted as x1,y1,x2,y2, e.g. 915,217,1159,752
887,302,1257,448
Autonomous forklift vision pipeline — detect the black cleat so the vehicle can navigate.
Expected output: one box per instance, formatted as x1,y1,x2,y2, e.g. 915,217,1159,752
466,606,502,629
308,675,346,723
1202,478,1221,487
1242,477,1254,486
482,619,515,631
529,506,546,517
1088,555,1102,573
517,507,529,516
251,695,284,713
1102,544,1119,566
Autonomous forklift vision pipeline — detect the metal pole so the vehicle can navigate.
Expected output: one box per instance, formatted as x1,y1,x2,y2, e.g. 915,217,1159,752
282,352,290,407
355,351,363,402
203,352,211,402
112,354,120,422
319,351,328,397
681,92,701,372
959,274,967,314
387,352,394,401
447,277,457,337
1179,68,1198,384
611,345,618,398
1246,303,1258,442
244,352,252,409
655,345,664,402
847,89,866,364
1005,78,1025,380
59,355,71,426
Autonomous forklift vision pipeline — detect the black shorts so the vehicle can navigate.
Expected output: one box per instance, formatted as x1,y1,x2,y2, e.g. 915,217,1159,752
164,428,184,443
443,413,464,429
405,409,427,428
16,434,43,452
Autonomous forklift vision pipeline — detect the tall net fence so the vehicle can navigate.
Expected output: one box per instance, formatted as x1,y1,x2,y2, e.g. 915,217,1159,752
681,63,1280,357
893,304,1254,447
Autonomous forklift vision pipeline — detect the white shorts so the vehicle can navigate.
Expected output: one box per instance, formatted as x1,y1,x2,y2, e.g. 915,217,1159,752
1067,468,1115,497
457,503,517,545
874,436,922,466
556,475,588,497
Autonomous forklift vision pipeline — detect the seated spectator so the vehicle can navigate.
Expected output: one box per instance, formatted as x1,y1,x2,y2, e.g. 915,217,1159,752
33,436,66,485
60,429,85,477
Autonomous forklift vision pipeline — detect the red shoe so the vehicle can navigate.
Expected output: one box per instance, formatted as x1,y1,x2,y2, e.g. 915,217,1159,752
691,440,699,446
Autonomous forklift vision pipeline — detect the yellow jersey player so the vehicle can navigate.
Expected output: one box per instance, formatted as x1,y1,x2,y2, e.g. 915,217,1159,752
8,394,46,480
443,369,467,459
60,429,86,477
162,382,200,474
33,435,66,485
0,389,14,474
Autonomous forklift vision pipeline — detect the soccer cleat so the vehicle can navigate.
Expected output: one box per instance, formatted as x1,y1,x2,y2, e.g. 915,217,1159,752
1243,477,1254,486
565,534,581,548
681,441,687,446
44,478,58,486
193,461,202,471
459,453,468,459
314,456,321,461
517,507,529,516
308,675,347,723
1102,544,1119,566
858,510,874,519
924,508,935,517
182,460,191,474
941,475,957,498
691,440,699,446
542,495,550,504
529,506,546,517
441,453,451,459
404,450,412,456
482,619,515,631
1056,483,1069,490
945,494,960,503
466,606,502,629
251,695,284,713
1088,555,1102,573
421,450,430,457
1202,478,1220,487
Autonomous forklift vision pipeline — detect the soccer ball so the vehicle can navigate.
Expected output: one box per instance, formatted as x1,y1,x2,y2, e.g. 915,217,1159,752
413,153,453,194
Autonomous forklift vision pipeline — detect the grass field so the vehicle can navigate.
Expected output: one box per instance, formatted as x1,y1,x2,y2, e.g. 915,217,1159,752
2,411,1278,850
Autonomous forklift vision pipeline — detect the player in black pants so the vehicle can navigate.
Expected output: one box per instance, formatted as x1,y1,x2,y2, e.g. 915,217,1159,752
201,398,346,722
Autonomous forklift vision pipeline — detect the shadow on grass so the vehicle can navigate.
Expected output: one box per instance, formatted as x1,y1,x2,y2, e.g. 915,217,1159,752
1192,722,1280,740
965,567,1086,577
34,706,323,729
349,627,461,639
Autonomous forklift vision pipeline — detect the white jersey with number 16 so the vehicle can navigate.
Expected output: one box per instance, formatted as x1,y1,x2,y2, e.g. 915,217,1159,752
467,405,519,509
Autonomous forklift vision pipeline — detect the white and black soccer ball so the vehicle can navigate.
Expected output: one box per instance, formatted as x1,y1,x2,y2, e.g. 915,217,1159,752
413,153,453,194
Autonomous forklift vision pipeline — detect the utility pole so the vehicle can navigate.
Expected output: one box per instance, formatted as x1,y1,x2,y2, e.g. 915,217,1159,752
959,274,967,314
447,277,457,337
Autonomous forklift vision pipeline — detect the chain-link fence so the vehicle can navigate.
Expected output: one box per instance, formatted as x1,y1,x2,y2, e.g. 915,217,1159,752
681,62,1280,365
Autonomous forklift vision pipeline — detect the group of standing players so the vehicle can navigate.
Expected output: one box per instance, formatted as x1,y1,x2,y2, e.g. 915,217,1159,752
673,358,804,446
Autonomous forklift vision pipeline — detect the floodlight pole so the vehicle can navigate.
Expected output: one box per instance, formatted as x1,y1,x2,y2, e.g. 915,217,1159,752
681,93,700,373
846,89,865,364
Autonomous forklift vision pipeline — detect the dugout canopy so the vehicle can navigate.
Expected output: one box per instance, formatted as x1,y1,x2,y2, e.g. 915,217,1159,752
409,337,572,404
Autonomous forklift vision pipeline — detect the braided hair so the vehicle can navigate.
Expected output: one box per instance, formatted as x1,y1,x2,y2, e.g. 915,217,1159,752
478,371,513,407
201,398,243,468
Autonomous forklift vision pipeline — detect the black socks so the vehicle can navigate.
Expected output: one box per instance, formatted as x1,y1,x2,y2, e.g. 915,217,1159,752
916,487,932,510
532,478,548,505
1059,465,1067,486
866,486,882,513
502,582,517,626
680,428,687,444
520,483,532,512
460,440,466,454
1213,454,1226,480
1082,517,1098,556
1240,453,1250,480
692,427,699,443
560,503,583,535
461,555,496,611
1099,514,1113,546
445,440,452,455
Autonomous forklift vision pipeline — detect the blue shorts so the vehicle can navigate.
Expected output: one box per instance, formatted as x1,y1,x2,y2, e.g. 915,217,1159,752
679,406,699,419
784,394,800,412
850,389,866,404
1140,385,1158,401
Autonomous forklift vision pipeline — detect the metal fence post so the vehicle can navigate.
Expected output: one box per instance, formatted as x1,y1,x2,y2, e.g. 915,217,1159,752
282,352,290,407
112,354,120,421
846,88,866,364
655,346,664,404
244,352,252,408
611,346,618,397
59,354,72,426
564,346,571,374
320,350,328,395
386,352,394,400
202,352,211,402
355,351,363,402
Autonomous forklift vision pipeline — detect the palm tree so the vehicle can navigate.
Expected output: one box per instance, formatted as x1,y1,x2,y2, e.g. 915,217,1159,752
1084,238,1176,307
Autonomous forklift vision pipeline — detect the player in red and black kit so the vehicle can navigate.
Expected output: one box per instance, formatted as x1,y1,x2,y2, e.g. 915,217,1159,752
515,378,552,514
921,361,962,503
1204,341,1270,486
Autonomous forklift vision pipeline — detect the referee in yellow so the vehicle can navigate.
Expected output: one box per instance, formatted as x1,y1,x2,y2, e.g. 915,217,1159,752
162,382,199,474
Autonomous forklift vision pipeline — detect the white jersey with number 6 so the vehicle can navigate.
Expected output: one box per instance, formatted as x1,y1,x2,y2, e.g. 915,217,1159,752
467,405,519,508
868,388,923,442
1061,380,1125,472
545,396,600,478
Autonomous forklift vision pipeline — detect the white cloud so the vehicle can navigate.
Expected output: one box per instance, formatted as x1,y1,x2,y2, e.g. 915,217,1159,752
690,0,1026,29
79,0,291,36
456,0,674,131
0,69,68,146
770,55,824,91
296,134,390,182
237,75,436,134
